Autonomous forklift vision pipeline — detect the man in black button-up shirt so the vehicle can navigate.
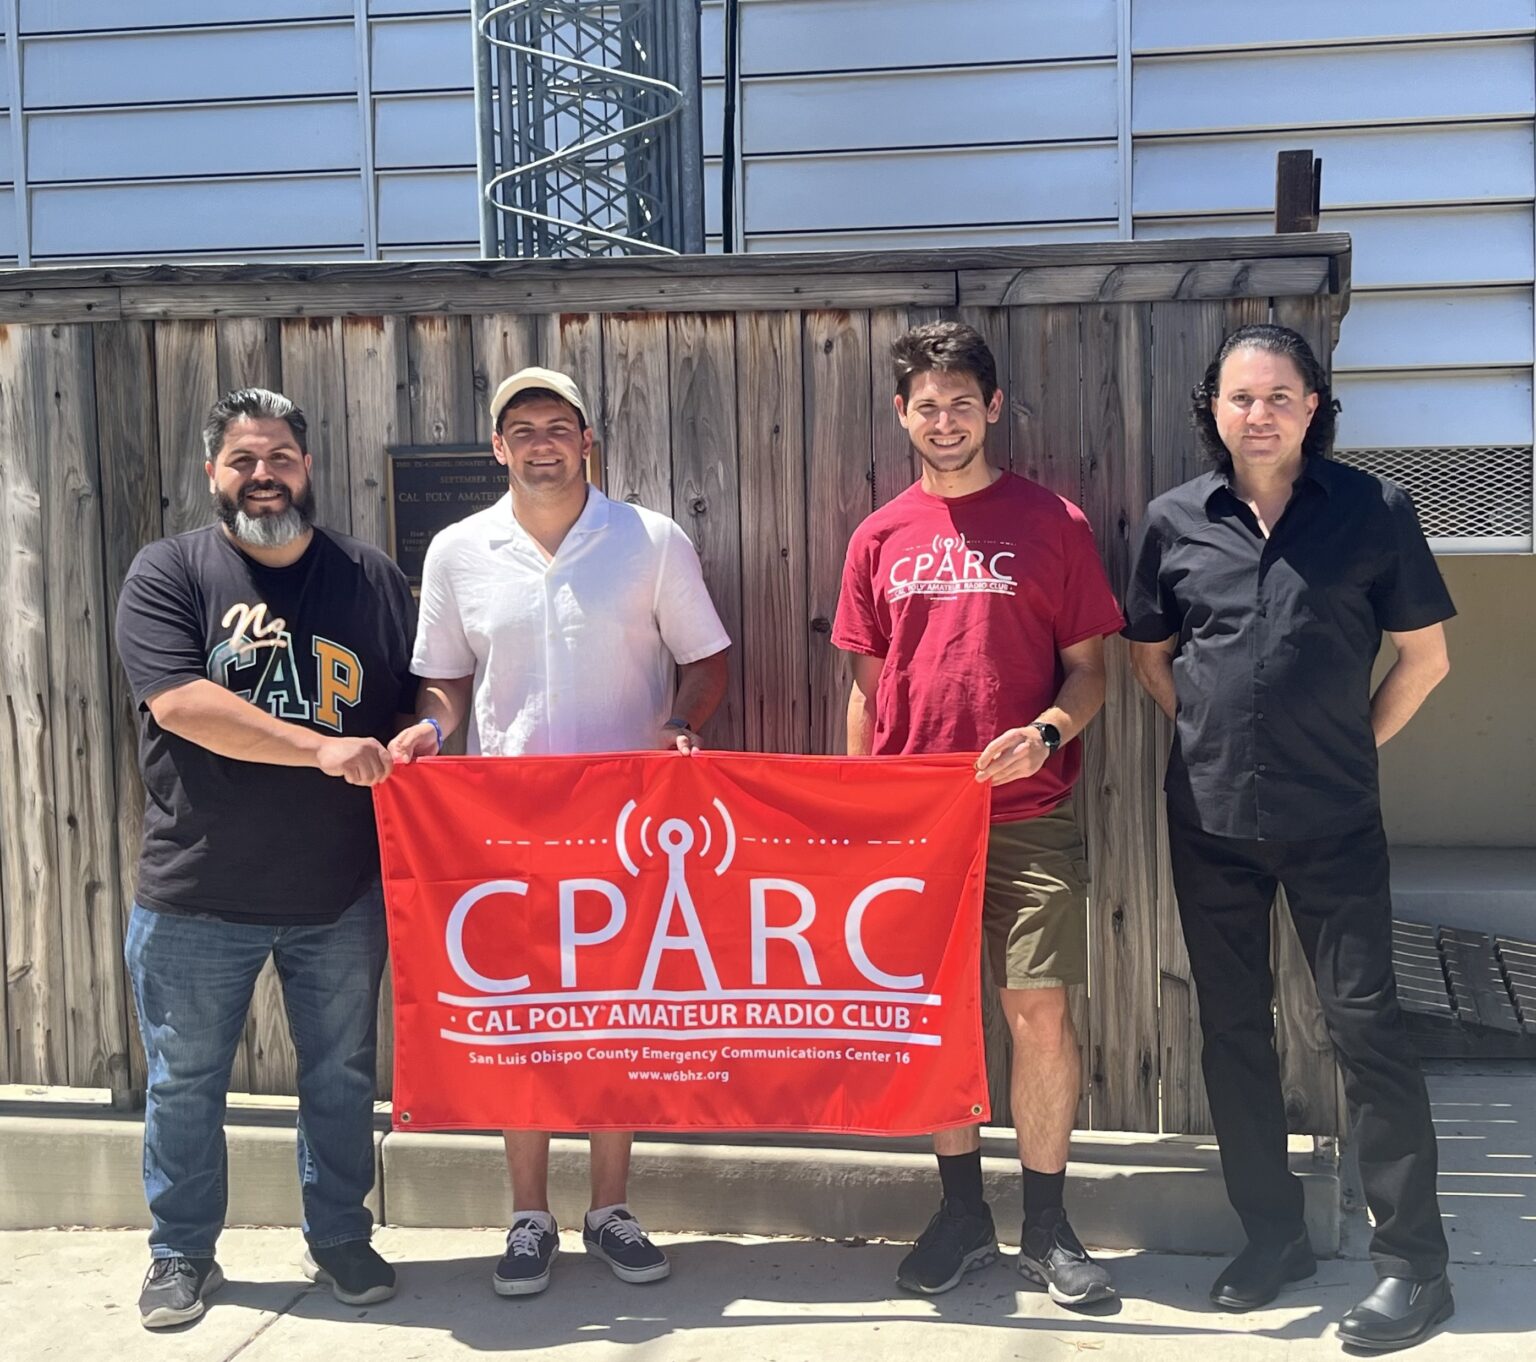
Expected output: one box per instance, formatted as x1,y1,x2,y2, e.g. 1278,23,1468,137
1125,324,1455,1350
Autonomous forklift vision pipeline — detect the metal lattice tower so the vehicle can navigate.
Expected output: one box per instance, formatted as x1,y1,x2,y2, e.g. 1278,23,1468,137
473,1,706,258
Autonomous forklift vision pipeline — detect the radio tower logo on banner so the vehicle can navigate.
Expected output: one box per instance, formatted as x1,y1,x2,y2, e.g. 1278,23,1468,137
613,798,738,993
614,799,737,880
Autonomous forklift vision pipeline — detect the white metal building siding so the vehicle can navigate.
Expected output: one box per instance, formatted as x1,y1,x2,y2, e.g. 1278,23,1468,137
1,1,1531,546
700,0,1536,550
0,1,480,264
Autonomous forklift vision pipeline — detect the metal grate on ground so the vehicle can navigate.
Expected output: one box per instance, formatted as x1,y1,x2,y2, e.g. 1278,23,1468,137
1392,919,1536,1059
1334,446,1533,540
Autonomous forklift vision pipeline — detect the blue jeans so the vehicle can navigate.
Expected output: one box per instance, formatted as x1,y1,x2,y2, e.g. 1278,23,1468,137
124,885,387,1259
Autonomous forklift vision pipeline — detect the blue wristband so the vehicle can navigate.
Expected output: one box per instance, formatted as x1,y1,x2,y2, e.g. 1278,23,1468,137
422,717,443,752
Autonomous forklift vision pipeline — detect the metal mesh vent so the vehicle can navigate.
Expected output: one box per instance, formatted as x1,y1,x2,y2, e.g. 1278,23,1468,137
1333,446,1533,542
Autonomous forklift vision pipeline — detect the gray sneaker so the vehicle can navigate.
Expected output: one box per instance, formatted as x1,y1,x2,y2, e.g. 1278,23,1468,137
138,1256,224,1329
1017,1209,1115,1307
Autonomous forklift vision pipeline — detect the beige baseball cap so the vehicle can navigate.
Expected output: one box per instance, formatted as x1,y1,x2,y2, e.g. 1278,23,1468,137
489,366,590,430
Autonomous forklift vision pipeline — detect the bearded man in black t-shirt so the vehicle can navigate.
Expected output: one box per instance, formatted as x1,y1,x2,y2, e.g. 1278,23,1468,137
114,388,416,1330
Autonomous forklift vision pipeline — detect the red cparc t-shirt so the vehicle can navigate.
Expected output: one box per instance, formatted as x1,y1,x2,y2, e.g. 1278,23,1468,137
833,471,1124,823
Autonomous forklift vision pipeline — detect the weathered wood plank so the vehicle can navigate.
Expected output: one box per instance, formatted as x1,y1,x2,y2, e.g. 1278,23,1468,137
36,325,131,1088
407,316,477,448
1227,296,1270,332
215,317,282,394
737,312,810,756
1148,301,1228,1134
243,956,299,1096
117,273,957,322
1273,889,1342,1134
1078,303,1160,1133
0,326,67,1083
0,235,1352,297
93,320,164,1095
0,289,121,323
1009,307,1082,503
279,318,353,536
154,321,220,536
601,314,672,516
803,310,873,757
536,314,606,491
342,314,410,1100
869,308,912,510
958,257,1332,308
469,314,539,444
668,313,744,751
1273,293,1331,363
342,317,409,554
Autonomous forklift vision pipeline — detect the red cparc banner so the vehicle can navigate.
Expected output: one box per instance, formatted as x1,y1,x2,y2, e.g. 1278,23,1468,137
373,751,991,1136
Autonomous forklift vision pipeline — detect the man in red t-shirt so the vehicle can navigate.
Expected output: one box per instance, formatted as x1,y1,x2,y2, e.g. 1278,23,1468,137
834,322,1123,1307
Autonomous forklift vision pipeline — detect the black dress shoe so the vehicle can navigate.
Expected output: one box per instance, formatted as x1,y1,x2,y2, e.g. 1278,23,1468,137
1338,1273,1454,1352
1209,1234,1316,1310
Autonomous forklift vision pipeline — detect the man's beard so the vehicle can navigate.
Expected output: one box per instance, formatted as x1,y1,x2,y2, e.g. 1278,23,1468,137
214,480,316,549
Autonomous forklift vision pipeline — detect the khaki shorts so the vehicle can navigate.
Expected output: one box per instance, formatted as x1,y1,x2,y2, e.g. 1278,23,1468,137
982,798,1090,990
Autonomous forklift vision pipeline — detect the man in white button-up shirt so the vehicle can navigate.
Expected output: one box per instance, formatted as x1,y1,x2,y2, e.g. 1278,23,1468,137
390,366,730,1298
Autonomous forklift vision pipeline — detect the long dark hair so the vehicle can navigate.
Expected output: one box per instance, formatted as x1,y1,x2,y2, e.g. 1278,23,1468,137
1191,324,1340,473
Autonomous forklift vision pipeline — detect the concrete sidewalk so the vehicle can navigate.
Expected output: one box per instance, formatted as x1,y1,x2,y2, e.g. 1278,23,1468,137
3,1226,1529,1361
2,1067,1531,1359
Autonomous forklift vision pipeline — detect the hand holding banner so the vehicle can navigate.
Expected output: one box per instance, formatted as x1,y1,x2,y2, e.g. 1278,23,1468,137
374,751,990,1136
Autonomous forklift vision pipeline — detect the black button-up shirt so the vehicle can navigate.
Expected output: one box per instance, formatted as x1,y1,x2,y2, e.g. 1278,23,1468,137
1123,457,1455,841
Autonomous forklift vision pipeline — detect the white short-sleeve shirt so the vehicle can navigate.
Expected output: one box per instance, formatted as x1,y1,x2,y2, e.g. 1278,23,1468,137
412,489,731,755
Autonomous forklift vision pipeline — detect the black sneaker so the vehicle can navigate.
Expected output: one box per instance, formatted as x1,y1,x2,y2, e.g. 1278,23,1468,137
1018,1208,1115,1307
302,1239,397,1305
896,1197,998,1294
138,1256,224,1329
583,1208,671,1284
493,1214,559,1296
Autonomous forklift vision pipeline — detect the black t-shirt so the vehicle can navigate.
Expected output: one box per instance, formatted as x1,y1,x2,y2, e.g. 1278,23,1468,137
115,525,416,924
1122,457,1455,841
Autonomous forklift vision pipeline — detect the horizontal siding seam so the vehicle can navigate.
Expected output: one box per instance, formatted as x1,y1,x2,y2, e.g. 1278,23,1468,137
1131,32,1536,61
20,17,355,43
700,55,1117,82
709,138,1119,165
1132,114,1535,143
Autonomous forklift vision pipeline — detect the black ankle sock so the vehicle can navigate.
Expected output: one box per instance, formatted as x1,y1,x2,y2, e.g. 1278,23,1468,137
937,1151,986,1213
1022,1165,1065,1230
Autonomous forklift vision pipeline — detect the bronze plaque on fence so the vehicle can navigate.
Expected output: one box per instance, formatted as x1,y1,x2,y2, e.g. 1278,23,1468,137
385,445,506,588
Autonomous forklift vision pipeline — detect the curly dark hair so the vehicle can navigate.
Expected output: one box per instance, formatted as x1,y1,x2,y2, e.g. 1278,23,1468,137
891,320,999,404
1191,323,1340,473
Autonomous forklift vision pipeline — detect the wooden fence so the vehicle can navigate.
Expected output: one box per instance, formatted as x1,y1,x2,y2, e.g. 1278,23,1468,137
0,236,1351,1135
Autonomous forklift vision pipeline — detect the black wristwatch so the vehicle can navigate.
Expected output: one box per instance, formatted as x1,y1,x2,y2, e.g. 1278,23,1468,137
663,716,694,734
1029,721,1062,753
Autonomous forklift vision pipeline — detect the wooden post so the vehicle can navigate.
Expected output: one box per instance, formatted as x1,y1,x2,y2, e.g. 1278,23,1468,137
669,312,745,752
803,310,873,757
1275,150,1321,234
737,311,810,756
